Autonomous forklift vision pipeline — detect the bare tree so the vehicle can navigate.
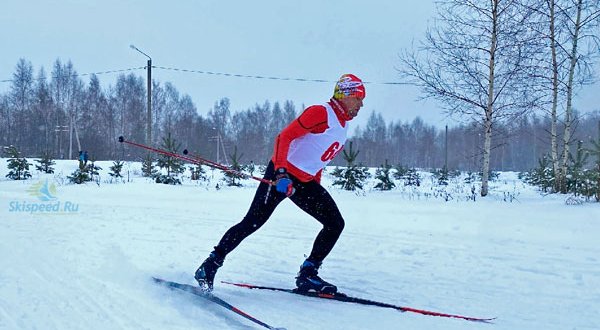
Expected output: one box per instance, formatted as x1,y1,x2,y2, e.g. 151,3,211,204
80,74,110,158
546,8,559,189
283,100,297,123
114,73,145,154
557,0,600,192
0,95,8,147
399,0,542,196
51,59,83,159
8,58,35,151
32,68,53,154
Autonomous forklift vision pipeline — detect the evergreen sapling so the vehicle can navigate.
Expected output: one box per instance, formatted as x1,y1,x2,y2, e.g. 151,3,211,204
109,160,125,183
224,146,244,187
331,142,370,191
35,151,55,174
4,145,32,180
154,133,185,185
374,160,396,191
141,154,157,178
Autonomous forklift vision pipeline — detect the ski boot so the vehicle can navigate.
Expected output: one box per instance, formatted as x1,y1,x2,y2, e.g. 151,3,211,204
295,259,337,294
194,251,224,291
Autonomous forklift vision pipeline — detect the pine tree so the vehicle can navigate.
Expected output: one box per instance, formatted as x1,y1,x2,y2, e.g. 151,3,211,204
224,146,244,187
4,146,32,180
567,141,589,196
67,168,89,184
374,160,396,191
432,166,450,186
155,133,185,185
331,142,370,191
464,171,478,184
587,128,600,202
189,164,207,181
67,161,102,185
393,164,409,180
87,161,102,184
403,168,421,187
246,161,256,177
141,154,157,178
109,160,124,182
522,155,554,193
35,150,55,174
392,163,421,187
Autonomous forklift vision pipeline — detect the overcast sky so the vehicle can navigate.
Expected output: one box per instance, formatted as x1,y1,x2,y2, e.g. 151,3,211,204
1,0,598,130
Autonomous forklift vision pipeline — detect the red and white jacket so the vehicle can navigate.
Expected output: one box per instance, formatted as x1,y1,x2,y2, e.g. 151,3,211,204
272,98,349,183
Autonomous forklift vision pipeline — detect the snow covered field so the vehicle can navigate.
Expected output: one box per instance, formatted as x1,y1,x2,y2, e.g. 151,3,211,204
0,159,599,330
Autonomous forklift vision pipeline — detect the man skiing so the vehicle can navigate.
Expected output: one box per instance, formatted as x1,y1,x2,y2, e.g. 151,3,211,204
195,74,366,294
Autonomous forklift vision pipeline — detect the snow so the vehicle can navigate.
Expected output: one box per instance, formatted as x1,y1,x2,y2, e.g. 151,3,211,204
0,159,599,330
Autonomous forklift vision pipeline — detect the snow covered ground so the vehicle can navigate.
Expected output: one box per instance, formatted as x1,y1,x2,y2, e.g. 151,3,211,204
0,159,599,330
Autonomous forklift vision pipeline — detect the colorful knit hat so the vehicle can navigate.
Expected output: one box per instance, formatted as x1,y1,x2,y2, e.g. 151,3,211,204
333,74,366,100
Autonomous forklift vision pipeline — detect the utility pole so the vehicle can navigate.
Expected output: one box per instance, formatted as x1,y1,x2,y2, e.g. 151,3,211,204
55,125,69,159
445,124,448,170
216,133,220,164
210,129,220,164
130,44,152,146
209,129,229,165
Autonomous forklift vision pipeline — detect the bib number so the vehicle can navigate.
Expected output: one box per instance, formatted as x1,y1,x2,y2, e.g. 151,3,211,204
321,142,343,162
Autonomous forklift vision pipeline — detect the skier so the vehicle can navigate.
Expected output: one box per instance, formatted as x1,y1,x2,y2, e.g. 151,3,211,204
195,74,366,294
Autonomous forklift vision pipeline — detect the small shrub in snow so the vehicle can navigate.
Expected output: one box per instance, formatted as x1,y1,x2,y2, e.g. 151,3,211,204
521,156,554,193
393,164,409,179
330,142,370,191
374,160,395,191
108,160,125,183
68,161,102,184
141,154,157,178
189,164,207,181
403,168,421,187
154,133,184,185
223,146,244,187
35,150,55,174
4,145,32,180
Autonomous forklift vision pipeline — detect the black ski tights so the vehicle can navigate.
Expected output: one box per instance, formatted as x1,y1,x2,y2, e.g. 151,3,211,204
213,161,345,264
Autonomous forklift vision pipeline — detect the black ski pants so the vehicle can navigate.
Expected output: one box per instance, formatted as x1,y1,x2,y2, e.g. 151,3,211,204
213,161,345,264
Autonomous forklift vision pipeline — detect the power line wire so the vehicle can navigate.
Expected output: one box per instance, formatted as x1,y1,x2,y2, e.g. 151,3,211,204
0,67,146,83
154,65,408,85
1,65,408,86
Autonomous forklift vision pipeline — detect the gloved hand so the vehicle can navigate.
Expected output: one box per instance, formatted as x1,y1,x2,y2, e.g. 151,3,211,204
274,168,294,197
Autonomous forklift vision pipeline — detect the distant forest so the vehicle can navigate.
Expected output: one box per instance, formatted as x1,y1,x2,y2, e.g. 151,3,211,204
1,58,599,172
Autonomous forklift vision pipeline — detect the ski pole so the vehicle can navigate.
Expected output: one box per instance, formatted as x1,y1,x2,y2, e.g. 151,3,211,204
182,149,293,199
117,136,274,186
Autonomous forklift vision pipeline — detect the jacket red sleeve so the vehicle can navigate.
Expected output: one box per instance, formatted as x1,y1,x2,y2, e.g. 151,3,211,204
272,105,329,171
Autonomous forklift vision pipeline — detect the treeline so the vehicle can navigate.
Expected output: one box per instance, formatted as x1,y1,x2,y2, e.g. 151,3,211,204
1,58,599,172
351,111,600,172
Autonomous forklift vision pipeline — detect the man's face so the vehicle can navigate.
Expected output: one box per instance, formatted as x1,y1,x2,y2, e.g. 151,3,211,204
340,96,364,120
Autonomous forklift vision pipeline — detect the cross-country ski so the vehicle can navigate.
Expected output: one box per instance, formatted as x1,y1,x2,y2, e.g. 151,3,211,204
222,281,496,323
153,277,286,330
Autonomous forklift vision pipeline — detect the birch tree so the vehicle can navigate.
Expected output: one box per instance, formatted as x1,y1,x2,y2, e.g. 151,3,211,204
399,0,542,196
51,59,83,159
8,58,34,151
32,68,53,154
557,0,600,192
